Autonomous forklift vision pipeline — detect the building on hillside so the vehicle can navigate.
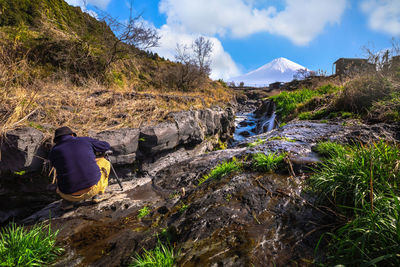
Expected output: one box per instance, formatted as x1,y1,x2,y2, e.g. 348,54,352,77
269,82,283,90
333,58,375,76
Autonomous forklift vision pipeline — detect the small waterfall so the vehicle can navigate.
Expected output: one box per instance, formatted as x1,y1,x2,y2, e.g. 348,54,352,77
261,111,276,133
231,100,277,144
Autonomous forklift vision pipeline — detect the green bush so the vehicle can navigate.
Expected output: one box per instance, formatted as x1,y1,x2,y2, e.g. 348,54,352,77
252,152,286,173
198,157,242,185
130,241,177,267
0,222,63,266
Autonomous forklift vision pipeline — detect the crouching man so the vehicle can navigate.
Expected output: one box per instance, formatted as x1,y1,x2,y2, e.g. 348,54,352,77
49,126,111,210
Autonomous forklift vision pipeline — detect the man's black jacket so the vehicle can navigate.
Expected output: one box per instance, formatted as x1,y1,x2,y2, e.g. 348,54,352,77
49,135,110,194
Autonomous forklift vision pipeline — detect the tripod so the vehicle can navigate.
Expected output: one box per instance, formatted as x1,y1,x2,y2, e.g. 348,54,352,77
103,150,124,191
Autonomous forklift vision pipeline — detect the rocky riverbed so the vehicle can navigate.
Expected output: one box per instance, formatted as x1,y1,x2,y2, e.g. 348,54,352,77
2,99,400,266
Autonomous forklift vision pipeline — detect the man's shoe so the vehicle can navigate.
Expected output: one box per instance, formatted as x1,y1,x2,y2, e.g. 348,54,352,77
92,194,105,203
60,199,74,211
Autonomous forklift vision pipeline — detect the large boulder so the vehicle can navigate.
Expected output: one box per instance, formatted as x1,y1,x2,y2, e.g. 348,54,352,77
90,128,140,165
0,127,49,174
139,122,179,156
169,111,204,146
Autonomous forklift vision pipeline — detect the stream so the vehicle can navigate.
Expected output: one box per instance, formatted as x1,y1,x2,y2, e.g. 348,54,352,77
232,102,277,144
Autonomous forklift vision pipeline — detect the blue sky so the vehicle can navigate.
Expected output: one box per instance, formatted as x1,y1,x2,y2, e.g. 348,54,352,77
67,0,400,80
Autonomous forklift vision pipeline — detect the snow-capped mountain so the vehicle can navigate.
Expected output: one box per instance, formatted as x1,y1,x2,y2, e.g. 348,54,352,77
229,57,308,87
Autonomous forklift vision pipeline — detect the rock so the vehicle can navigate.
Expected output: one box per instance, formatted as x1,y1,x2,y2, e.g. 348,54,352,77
169,111,204,145
254,99,275,118
239,131,251,137
0,127,50,174
91,128,140,165
139,122,179,156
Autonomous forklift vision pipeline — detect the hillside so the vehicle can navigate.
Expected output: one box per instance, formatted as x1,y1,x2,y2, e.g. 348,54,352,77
0,0,232,135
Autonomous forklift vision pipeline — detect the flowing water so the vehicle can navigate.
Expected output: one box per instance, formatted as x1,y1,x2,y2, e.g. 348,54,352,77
232,109,277,143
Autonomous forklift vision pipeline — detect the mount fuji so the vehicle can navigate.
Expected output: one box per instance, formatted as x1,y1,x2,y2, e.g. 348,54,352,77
229,57,308,87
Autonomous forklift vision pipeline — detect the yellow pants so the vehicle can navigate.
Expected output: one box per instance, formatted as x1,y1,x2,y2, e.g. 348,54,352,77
57,157,111,202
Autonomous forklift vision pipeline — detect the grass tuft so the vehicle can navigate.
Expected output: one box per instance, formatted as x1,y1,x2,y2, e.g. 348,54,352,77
252,152,286,173
137,206,150,219
0,222,63,266
198,157,242,185
247,138,266,148
310,141,400,266
130,241,177,267
313,141,347,158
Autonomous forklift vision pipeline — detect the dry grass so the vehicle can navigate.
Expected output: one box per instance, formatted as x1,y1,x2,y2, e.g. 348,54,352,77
0,78,233,137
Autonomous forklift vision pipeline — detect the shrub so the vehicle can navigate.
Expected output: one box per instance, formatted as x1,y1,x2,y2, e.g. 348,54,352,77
130,241,176,267
198,157,242,185
0,222,63,266
252,152,286,173
369,92,400,122
335,75,392,114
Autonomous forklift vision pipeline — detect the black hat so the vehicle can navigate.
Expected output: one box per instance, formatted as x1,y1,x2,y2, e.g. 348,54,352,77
54,126,76,142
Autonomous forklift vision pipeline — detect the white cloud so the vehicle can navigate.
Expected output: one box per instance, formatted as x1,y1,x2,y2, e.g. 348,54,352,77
150,25,240,80
361,0,400,36
159,0,347,45
65,0,111,10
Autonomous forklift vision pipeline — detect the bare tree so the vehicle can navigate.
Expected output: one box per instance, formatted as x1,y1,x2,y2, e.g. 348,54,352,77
97,1,160,69
192,36,213,75
293,68,312,80
172,36,214,90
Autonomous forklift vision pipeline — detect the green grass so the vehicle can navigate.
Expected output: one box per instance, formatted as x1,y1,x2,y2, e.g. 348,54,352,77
310,142,400,266
252,152,286,173
130,241,177,267
247,138,266,148
269,85,339,121
268,136,296,142
178,202,189,213
313,141,347,158
198,157,242,185
309,141,400,211
298,109,328,120
137,206,150,219
0,222,63,266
